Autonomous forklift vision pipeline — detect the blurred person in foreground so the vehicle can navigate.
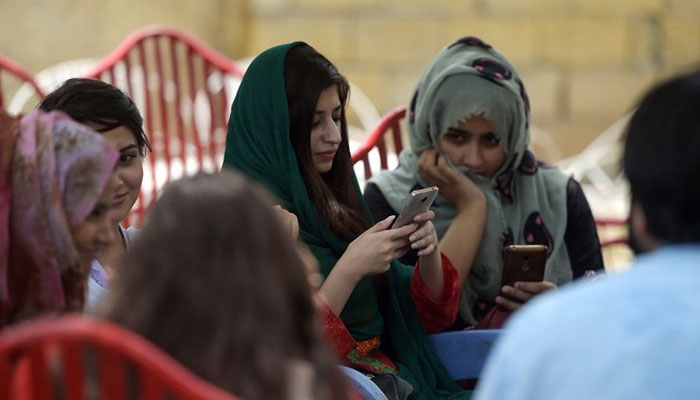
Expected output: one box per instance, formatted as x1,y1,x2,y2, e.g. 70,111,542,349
475,70,700,399
99,171,350,400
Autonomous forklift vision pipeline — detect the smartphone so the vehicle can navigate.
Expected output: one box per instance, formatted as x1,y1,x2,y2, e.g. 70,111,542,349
391,186,439,229
500,245,547,288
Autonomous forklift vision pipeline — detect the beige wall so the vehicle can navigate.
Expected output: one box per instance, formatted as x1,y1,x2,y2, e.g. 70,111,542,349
1,0,246,70
2,0,699,159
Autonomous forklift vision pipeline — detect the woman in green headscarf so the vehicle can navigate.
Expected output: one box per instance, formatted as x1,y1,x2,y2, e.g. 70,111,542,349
365,36,604,329
223,43,472,399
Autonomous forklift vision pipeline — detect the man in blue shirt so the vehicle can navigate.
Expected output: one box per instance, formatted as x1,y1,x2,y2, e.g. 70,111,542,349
475,70,700,400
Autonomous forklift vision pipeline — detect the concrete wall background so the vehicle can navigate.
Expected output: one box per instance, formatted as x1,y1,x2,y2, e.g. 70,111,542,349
2,0,699,159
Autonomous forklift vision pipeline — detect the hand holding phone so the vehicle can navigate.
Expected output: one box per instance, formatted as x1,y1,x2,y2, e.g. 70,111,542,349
497,245,556,311
391,186,439,229
500,245,547,288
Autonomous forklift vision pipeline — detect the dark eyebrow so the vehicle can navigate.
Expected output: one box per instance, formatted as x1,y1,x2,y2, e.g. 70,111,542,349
447,127,497,137
119,144,139,153
447,127,470,135
315,104,342,115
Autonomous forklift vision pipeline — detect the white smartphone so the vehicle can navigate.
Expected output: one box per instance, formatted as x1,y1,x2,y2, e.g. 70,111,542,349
391,186,439,229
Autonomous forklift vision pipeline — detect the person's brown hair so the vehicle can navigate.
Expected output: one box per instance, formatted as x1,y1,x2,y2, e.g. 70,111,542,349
284,43,370,241
39,78,150,156
100,171,347,400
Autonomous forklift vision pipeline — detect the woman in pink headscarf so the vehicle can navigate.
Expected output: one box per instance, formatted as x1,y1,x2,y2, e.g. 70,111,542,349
0,109,118,327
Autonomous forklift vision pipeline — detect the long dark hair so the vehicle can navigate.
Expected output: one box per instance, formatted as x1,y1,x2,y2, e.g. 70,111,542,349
39,78,150,156
100,171,347,400
285,43,369,241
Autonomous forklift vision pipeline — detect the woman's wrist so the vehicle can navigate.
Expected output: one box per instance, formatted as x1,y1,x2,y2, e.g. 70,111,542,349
455,192,486,212
333,254,364,285
418,250,445,300
319,257,363,316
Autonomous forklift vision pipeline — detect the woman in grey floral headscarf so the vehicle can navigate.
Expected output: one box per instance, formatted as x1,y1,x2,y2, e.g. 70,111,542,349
366,36,604,327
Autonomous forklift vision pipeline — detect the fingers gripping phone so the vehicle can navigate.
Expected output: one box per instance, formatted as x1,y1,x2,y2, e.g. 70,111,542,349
391,186,439,229
500,245,547,288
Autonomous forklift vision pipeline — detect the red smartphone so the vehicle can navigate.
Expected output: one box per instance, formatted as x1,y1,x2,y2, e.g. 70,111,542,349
500,245,547,288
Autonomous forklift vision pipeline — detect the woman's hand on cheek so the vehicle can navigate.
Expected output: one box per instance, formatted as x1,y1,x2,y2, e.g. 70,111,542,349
495,280,557,311
417,149,485,210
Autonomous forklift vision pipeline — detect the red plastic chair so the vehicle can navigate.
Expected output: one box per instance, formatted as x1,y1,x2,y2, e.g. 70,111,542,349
595,217,628,248
82,25,245,226
0,53,45,114
0,315,240,400
352,106,406,181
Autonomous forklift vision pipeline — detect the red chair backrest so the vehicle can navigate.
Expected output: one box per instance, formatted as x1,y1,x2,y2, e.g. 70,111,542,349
594,217,630,271
351,106,406,181
0,53,45,113
82,25,245,227
595,217,628,248
0,315,241,400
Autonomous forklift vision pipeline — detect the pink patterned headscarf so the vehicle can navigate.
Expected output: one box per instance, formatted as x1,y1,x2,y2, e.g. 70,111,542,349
0,109,118,327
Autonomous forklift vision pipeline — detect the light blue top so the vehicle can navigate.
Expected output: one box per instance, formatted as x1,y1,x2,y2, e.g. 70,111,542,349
475,244,700,400
85,225,138,311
